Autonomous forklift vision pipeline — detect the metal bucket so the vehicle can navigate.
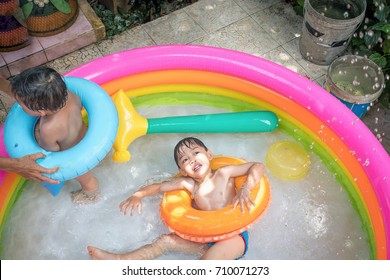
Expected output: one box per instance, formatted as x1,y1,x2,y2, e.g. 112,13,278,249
300,0,366,65
325,55,384,118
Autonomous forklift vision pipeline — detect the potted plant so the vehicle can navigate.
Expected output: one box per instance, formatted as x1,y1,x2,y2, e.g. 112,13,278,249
0,0,30,51
20,0,79,36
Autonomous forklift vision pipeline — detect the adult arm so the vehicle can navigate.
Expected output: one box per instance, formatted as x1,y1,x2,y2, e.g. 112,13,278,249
0,153,60,184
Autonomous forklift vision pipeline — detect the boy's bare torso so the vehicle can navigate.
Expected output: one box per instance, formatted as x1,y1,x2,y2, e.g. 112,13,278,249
190,168,237,211
36,91,87,151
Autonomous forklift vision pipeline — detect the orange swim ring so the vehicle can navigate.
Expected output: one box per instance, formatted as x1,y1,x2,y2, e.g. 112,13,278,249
161,156,271,243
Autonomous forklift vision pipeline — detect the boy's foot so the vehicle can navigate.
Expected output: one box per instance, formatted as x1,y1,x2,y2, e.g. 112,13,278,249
87,246,120,260
71,189,101,205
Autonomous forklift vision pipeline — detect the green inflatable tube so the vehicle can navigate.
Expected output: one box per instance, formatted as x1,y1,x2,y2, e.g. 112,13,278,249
147,111,278,134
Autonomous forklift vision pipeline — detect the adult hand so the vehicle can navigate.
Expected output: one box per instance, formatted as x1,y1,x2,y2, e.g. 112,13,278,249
11,153,59,184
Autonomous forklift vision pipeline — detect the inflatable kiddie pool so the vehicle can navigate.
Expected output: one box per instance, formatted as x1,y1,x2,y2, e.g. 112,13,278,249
0,45,389,259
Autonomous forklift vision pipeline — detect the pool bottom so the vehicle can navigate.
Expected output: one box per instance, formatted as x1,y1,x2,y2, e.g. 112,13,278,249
0,98,371,259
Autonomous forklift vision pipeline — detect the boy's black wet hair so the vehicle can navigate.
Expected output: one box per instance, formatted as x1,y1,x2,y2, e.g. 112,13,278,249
11,66,68,111
174,137,208,167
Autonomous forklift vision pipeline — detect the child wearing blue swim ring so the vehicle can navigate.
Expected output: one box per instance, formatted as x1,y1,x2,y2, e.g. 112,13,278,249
88,137,264,260
10,66,100,204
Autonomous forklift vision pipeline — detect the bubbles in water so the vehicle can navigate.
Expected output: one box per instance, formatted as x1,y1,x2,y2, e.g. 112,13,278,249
344,238,353,249
352,79,360,86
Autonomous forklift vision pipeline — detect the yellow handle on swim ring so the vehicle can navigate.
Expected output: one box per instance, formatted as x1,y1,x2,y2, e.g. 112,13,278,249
112,90,148,162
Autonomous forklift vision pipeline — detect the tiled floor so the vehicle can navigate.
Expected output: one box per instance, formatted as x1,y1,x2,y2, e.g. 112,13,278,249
0,0,389,153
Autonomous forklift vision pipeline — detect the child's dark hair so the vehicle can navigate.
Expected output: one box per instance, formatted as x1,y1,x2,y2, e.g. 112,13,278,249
11,66,68,111
174,137,208,167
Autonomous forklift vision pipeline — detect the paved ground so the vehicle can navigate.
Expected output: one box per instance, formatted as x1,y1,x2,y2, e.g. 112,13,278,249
1,0,389,153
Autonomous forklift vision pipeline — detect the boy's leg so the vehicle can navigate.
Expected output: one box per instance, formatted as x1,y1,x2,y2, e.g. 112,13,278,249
72,171,100,204
200,235,246,260
88,234,207,260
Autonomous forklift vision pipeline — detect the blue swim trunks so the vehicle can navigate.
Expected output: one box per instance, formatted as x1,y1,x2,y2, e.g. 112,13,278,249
207,231,249,259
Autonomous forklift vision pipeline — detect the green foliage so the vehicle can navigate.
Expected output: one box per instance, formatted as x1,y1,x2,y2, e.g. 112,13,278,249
92,0,196,39
21,2,34,18
351,0,390,107
287,0,390,108
92,4,143,38
20,0,71,18
50,0,71,14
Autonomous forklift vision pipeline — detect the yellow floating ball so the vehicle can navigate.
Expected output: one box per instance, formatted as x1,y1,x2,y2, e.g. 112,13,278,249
266,141,310,181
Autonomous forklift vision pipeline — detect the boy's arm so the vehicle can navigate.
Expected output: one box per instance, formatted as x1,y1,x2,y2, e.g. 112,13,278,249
242,162,264,190
133,177,193,198
120,177,194,216
219,162,265,213
219,162,264,190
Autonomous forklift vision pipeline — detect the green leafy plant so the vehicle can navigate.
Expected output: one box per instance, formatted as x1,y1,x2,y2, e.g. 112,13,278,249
286,0,305,16
92,3,143,38
21,0,71,18
91,0,197,39
351,0,390,108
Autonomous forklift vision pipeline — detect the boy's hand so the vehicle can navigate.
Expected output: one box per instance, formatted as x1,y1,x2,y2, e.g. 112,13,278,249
233,184,255,213
119,193,143,216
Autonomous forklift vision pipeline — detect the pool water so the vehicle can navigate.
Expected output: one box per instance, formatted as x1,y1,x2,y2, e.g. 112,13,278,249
0,105,370,259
